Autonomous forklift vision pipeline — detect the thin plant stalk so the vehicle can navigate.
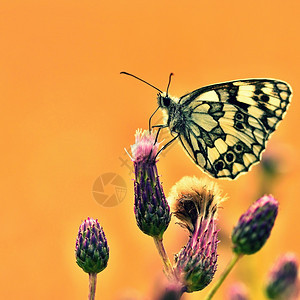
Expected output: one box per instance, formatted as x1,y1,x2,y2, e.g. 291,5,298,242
88,273,97,300
153,236,175,280
205,253,242,300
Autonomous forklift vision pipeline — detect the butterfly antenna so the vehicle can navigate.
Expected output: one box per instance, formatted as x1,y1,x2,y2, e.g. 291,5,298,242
120,72,163,93
165,73,174,97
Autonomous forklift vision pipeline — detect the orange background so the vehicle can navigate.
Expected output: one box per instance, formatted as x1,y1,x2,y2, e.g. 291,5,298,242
1,1,299,299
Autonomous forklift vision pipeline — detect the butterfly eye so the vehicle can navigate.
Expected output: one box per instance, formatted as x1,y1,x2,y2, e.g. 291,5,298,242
157,94,171,108
162,97,171,107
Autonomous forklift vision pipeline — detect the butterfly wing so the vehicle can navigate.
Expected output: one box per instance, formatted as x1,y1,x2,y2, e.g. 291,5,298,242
177,79,292,179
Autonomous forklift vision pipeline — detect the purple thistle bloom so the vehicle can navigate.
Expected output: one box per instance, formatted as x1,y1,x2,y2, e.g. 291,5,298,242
228,282,249,300
231,195,278,255
131,129,171,238
75,217,109,274
265,253,299,299
170,176,224,292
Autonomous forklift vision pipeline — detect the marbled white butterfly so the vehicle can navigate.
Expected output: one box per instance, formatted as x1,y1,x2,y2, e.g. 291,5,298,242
121,72,292,179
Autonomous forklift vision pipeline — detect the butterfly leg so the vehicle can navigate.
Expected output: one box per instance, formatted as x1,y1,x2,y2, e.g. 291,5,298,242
153,125,168,144
147,124,168,163
148,106,160,131
155,134,179,159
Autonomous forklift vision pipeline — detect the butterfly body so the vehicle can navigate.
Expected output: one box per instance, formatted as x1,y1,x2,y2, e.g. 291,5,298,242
156,79,292,179
158,94,187,134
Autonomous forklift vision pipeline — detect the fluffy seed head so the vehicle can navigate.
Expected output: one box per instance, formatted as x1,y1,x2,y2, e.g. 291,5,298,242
171,176,225,292
169,176,224,233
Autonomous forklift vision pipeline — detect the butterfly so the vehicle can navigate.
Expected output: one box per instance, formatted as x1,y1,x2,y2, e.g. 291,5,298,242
121,72,292,179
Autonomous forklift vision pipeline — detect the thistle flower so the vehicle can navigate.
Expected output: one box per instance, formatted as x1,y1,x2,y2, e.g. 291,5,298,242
231,195,278,255
131,129,171,238
170,176,224,292
157,281,185,300
228,282,249,300
265,253,299,299
75,217,109,274
261,152,282,179
259,149,286,195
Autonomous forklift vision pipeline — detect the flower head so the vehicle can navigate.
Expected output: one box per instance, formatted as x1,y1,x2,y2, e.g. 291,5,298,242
169,176,224,233
261,152,282,179
171,176,224,292
131,129,160,163
228,282,249,300
231,195,278,255
265,253,299,299
157,281,184,300
231,195,278,254
75,217,109,274
131,129,171,238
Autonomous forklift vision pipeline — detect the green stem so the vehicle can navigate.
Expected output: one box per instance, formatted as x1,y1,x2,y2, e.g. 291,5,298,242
88,273,97,300
153,236,174,280
205,253,242,300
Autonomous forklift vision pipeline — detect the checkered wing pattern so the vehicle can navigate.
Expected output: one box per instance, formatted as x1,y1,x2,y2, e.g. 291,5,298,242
173,79,292,179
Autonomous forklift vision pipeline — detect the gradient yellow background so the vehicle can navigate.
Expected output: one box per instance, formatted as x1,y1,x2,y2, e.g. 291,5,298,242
1,1,299,299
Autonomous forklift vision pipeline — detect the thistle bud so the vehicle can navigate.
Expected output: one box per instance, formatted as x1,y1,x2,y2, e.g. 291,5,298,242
265,253,299,299
170,176,224,292
75,217,109,274
231,195,278,255
157,281,184,300
131,129,171,238
261,152,281,179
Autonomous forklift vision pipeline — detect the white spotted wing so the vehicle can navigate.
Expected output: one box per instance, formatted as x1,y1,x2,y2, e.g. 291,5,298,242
159,79,292,179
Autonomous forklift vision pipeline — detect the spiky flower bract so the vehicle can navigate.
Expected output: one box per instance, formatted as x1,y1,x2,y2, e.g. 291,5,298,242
75,217,109,274
170,176,224,292
131,129,171,238
265,253,299,299
231,195,278,255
